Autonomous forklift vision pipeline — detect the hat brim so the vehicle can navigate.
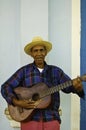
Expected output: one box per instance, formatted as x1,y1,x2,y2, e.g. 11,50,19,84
24,41,52,55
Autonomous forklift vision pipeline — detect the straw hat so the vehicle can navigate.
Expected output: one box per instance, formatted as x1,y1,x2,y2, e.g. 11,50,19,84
24,36,52,55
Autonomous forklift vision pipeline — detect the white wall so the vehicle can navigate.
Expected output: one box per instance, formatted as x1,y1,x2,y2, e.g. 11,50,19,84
0,0,20,130
0,0,48,130
48,0,72,130
71,0,80,130
49,0,80,130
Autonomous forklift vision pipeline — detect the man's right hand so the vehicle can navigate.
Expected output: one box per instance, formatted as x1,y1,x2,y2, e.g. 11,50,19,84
12,98,41,109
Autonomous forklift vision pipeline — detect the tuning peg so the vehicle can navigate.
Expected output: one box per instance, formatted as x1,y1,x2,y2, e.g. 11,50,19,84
80,74,86,81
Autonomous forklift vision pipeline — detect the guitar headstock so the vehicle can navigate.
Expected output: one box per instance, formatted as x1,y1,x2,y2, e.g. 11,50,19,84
80,74,86,81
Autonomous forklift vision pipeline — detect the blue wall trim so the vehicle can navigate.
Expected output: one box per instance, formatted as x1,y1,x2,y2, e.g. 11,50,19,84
80,0,86,129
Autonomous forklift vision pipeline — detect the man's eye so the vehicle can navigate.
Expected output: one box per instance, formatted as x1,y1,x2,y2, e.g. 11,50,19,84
32,49,38,53
40,49,45,52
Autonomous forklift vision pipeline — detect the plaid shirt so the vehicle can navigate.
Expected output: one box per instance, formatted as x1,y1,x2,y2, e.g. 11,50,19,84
1,62,81,123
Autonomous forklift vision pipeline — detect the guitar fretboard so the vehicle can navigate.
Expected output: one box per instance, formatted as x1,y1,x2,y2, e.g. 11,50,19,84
40,80,72,98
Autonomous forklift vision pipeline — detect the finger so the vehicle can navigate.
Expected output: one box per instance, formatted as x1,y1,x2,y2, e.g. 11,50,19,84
23,99,35,104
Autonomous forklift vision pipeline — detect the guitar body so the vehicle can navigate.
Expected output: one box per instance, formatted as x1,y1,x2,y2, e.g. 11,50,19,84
8,104,34,122
8,82,51,122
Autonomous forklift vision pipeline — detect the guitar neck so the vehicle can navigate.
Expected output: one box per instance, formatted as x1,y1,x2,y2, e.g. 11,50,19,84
40,80,72,98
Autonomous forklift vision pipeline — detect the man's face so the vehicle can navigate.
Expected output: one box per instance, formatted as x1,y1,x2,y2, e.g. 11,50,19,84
30,45,47,66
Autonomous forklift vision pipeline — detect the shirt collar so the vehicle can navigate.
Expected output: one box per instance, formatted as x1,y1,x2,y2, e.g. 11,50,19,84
32,61,48,71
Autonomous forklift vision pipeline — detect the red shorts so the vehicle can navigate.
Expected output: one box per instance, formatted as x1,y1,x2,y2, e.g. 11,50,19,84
21,120,60,130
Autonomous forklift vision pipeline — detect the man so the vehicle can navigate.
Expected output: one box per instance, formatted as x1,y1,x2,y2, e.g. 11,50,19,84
1,36,84,130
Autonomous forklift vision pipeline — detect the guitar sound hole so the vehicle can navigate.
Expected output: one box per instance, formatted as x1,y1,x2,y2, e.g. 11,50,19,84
32,93,40,101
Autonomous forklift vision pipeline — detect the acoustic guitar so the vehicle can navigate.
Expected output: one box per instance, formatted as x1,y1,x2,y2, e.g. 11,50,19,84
8,74,86,122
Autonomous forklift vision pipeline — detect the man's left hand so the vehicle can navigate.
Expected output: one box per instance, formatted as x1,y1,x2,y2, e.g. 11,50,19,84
72,77,83,92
